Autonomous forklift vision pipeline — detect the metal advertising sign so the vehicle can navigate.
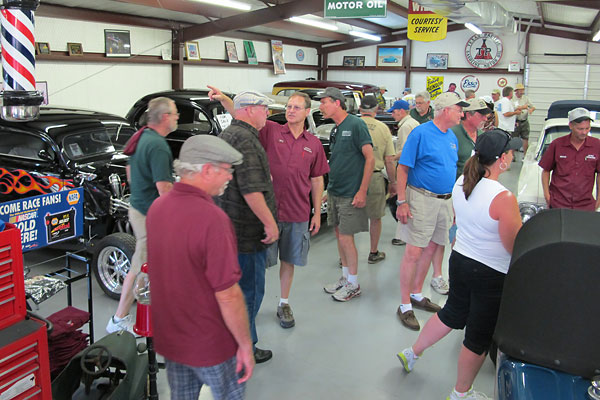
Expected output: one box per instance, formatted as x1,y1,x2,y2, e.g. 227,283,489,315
324,0,386,18
0,188,84,252
407,1,447,42
427,76,444,100
465,33,503,69
460,75,480,92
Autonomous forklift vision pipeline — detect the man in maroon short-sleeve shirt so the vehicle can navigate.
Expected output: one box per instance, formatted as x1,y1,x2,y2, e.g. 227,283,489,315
539,107,600,211
147,135,253,399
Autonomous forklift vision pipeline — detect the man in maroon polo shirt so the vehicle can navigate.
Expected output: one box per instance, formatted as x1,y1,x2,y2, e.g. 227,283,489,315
539,107,600,211
147,135,253,399
259,92,329,328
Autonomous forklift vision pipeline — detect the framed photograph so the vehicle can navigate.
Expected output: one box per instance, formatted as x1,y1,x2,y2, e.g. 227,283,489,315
36,81,48,105
343,56,357,67
244,40,257,65
104,29,131,57
356,56,365,67
67,42,83,56
185,41,200,61
225,41,239,63
35,42,50,55
376,46,405,67
426,53,448,70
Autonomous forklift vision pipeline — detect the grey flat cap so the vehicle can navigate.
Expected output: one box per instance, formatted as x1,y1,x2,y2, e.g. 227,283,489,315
233,90,274,110
179,135,243,166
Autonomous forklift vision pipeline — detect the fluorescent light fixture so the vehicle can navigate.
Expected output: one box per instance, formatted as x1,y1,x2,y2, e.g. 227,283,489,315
191,0,251,11
289,16,338,31
594,30,600,42
349,30,381,41
465,23,482,35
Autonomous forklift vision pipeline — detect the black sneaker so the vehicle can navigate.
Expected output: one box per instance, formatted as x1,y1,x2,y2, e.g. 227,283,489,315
391,238,406,246
276,304,295,328
368,251,386,264
254,347,273,364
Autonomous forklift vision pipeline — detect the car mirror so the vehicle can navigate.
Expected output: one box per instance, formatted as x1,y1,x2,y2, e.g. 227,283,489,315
38,149,54,162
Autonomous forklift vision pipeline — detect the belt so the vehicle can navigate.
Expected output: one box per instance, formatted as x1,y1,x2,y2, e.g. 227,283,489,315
408,185,451,200
373,170,382,173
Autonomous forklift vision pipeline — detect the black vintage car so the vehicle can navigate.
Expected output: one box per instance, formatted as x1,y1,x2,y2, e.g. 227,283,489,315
0,106,137,299
126,89,233,157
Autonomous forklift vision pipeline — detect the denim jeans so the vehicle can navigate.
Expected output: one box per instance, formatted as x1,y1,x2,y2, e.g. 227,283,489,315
237,250,266,347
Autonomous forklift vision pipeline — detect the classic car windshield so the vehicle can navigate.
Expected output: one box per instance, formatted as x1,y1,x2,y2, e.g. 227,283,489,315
538,126,600,160
63,124,135,160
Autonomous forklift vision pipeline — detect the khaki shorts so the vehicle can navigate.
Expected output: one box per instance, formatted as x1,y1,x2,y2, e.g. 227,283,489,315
128,207,147,275
513,119,529,140
397,186,453,247
327,195,368,235
366,171,386,219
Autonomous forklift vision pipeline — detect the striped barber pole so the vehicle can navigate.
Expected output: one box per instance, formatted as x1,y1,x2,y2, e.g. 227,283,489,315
1,8,36,91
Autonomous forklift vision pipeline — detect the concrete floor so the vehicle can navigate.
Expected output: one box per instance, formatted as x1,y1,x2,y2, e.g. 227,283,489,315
23,158,523,399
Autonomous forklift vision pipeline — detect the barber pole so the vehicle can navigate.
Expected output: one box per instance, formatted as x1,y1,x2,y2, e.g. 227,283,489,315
0,0,42,121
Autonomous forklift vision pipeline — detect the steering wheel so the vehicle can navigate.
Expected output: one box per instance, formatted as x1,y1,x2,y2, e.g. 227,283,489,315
80,345,113,377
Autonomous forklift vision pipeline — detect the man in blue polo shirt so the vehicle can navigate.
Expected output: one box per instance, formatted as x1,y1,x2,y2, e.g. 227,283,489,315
395,93,468,331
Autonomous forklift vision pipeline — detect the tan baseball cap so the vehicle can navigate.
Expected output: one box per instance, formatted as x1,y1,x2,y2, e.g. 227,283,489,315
464,98,492,114
515,83,525,90
433,92,469,109
492,89,501,95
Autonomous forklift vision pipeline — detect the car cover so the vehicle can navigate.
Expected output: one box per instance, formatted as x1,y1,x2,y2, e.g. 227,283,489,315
494,208,600,379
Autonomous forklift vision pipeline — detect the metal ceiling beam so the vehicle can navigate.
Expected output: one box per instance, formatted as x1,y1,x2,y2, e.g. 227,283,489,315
540,1,600,11
37,3,185,30
321,23,464,54
224,29,323,48
522,24,592,42
314,14,393,35
264,21,354,42
181,0,323,42
536,2,545,28
589,11,600,40
387,1,409,19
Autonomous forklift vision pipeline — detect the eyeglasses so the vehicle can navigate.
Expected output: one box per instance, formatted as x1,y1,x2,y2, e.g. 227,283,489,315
210,163,234,174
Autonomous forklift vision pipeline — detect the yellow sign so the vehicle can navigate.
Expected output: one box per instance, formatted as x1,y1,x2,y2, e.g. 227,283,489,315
407,1,447,42
427,76,444,100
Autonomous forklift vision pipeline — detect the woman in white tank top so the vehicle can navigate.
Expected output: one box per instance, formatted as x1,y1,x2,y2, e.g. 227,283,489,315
397,129,523,400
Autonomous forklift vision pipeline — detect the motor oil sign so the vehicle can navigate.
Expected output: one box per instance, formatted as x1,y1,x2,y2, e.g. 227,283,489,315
407,1,447,42
0,188,83,252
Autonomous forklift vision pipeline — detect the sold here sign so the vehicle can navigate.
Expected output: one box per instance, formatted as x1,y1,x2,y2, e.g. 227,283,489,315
407,1,447,42
324,0,386,18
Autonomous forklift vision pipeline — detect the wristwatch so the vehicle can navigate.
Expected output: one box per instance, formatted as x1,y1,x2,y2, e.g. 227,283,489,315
396,199,407,206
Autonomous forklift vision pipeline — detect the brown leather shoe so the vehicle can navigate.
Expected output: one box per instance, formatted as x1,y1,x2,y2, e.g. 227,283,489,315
410,297,441,312
397,307,420,331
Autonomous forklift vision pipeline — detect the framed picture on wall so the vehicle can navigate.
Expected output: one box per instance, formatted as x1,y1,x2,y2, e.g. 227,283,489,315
243,40,258,65
225,41,239,63
35,42,50,55
67,42,83,56
376,46,405,67
104,29,131,57
343,56,357,67
185,41,200,61
356,56,365,67
426,53,448,69
36,81,48,105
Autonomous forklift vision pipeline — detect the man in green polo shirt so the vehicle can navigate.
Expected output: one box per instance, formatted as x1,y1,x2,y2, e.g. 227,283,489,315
451,98,492,179
410,91,434,125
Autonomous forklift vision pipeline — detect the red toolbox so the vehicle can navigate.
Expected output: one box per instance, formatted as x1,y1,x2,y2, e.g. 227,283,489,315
0,224,26,331
0,317,51,400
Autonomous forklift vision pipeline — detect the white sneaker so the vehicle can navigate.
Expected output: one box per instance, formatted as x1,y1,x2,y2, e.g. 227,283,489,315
324,276,347,294
447,388,491,400
430,276,450,295
332,282,361,302
397,347,418,372
106,314,134,334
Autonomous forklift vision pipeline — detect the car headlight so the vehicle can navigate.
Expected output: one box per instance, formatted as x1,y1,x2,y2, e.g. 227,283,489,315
519,202,548,223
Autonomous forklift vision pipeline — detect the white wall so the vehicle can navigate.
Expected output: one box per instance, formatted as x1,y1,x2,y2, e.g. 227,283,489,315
31,18,318,117
326,30,526,100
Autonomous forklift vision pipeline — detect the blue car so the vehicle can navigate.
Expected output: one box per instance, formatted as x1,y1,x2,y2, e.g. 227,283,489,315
382,56,398,63
493,209,600,400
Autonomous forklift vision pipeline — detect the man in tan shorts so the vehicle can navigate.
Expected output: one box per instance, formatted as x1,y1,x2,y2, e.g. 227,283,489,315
359,95,397,263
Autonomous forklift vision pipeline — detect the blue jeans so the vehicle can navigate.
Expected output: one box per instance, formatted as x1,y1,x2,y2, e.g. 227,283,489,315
238,250,266,347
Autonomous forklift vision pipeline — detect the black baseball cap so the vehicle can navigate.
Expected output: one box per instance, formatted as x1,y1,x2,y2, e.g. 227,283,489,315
475,129,522,164
360,95,379,110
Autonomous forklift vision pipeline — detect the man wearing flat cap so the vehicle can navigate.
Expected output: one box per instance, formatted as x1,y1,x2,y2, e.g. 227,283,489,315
396,92,468,331
539,107,600,211
208,88,278,363
147,135,254,399
317,87,374,302
360,95,396,264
